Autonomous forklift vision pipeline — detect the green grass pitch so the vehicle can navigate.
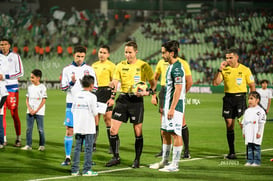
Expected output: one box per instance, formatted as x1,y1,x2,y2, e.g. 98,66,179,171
1,90,273,180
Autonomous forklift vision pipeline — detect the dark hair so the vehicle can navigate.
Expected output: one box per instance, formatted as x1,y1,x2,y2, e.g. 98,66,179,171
169,40,180,48
248,91,261,103
0,37,13,46
74,45,86,54
31,69,42,78
81,75,94,88
100,45,110,53
225,48,238,55
125,41,137,51
260,79,269,84
162,40,179,58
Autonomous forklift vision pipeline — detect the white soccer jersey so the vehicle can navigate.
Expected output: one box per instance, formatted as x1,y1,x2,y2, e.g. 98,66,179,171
161,60,186,136
0,81,8,115
256,88,272,110
0,54,8,77
242,106,266,145
26,84,47,115
1,51,24,91
61,62,97,103
72,90,98,134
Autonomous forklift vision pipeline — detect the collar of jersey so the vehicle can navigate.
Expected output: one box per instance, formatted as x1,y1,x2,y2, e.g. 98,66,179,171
0,49,12,55
72,61,86,67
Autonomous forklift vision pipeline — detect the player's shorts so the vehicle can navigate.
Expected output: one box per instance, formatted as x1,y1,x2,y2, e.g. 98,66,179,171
5,92,19,110
64,103,73,127
222,93,247,119
95,86,113,112
158,86,165,113
112,93,144,124
161,110,183,136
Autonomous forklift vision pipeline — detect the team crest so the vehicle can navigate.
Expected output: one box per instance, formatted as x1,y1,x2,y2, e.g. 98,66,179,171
84,70,90,75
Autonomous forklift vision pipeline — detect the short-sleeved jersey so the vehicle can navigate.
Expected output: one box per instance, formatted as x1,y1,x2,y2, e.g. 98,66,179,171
26,83,47,115
164,60,186,113
113,59,154,93
61,61,97,103
0,51,24,92
0,81,8,115
220,64,254,93
256,88,272,110
72,90,98,134
92,60,116,87
242,106,266,145
155,57,191,86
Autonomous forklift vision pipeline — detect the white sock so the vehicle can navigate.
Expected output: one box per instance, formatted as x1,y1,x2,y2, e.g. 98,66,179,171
4,136,7,142
162,144,172,162
17,136,21,141
171,146,183,167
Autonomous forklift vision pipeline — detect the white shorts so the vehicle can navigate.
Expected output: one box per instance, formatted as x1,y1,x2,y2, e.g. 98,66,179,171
161,110,183,136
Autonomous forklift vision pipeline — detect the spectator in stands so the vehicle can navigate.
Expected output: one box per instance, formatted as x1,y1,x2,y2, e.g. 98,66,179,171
57,44,63,57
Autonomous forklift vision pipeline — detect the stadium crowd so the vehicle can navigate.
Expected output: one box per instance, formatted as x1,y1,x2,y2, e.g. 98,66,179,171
1,3,273,84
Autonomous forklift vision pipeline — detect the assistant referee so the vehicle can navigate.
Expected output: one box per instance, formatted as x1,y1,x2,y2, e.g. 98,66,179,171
213,48,255,159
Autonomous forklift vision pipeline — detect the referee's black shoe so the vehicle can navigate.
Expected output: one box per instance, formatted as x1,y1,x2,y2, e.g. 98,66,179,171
105,157,120,167
132,159,140,168
224,153,237,159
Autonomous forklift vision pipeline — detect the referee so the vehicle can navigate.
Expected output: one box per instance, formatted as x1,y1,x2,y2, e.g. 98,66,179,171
92,45,116,152
213,48,255,159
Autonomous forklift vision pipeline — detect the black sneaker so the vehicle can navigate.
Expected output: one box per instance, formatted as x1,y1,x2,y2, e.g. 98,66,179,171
154,150,163,157
224,153,237,160
105,157,120,167
14,140,21,147
61,158,71,166
132,159,140,168
182,152,191,159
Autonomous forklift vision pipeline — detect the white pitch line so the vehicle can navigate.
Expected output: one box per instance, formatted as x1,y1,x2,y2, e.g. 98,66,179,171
26,147,273,181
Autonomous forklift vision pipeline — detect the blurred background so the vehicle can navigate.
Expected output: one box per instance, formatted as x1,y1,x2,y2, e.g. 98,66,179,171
0,0,272,90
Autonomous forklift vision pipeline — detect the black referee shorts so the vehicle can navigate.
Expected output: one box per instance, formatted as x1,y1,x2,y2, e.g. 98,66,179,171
95,86,113,112
222,93,247,119
112,93,144,124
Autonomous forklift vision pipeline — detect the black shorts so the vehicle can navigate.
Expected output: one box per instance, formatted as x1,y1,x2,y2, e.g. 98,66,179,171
112,93,144,124
95,86,113,112
158,86,165,112
222,93,247,119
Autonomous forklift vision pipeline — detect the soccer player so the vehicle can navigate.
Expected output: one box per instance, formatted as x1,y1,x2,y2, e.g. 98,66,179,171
92,45,116,153
60,45,97,166
21,69,47,151
105,41,157,168
242,91,266,166
150,40,186,172
154,40,193,159
256,79,272,114
0,38,24,147
71,75,98,176
213,48,255,159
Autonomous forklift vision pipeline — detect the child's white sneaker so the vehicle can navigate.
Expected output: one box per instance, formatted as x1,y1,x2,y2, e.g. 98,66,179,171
38,146,45,151
21,145,32,150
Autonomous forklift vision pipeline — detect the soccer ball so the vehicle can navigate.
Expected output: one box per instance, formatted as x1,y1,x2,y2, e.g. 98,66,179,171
132,81,148,94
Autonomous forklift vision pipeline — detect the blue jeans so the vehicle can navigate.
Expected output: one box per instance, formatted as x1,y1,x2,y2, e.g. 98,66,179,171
71,134,94,173
26,114,45,146
0,115,3,144
246,143,261,164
